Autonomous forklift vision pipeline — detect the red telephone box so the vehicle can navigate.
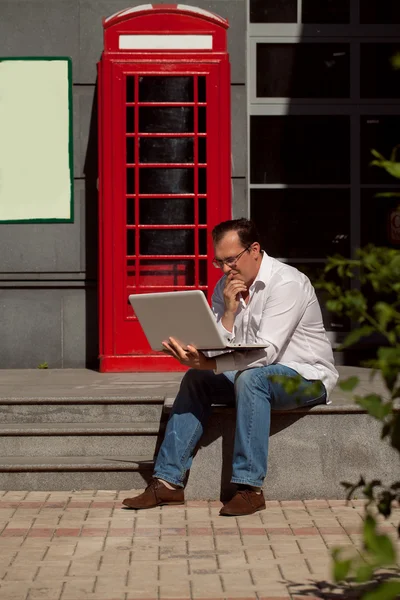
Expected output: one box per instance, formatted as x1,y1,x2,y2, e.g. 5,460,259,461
98,4,231,372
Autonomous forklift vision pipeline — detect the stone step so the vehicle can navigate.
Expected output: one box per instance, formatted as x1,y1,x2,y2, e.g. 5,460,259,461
0,422,164,457
0,399,164,423
0,456,154,491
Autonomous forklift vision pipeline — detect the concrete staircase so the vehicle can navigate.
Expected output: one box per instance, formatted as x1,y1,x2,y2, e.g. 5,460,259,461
0,368,398,499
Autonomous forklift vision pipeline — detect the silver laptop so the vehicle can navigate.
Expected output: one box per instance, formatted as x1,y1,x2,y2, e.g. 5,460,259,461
128,290,268,352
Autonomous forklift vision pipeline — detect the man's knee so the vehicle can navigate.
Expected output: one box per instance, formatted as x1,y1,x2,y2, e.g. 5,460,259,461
234,368,268,394
180,368,214,391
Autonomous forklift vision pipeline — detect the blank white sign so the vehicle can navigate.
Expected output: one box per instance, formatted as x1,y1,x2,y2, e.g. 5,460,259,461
0,59,72,222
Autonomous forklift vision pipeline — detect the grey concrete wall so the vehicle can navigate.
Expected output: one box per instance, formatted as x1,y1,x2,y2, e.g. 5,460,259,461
0,0,247,368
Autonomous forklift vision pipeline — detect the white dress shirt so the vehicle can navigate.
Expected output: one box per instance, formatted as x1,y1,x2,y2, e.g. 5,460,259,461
211,252,339,400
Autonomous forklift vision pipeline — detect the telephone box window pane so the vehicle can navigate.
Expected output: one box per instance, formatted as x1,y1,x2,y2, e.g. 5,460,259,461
139,107,194,133
126,76,135,102
199,229,207,255
361,44,400,98
198,169,207,194
250,188,350,258
199,198,207,224
198,77,206,102
138,260,195,286
250,116,350,184
256,43,350,98
302,0,350,23
139,138,194,163
250,0,297,22
361,189,400,247
127,199,135,225
127,230,136,256
140,230,194,255
139,168,194,194
361,1,400,23
126,107,135,133
361,116,400,184
139,76,194,102
127,168,135,194
140,198,194,224
126,138,135,164
198,108,206,133
199,260,207,286
198,138,206,163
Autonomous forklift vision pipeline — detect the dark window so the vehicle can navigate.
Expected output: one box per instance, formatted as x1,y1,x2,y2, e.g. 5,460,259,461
250,0,297,23
139,169,194,194
198,169,207,194
127,230,136,256
126,76,135,103
138,260,195,286
140,230,194,255
199,260,208,286
139,107,194,133
140,198,194,225
199,229,207,255
138,76,194,102
250,188,351,258
256,43,350,98
361,44,400,98
198,77,206,102
361,0,400,23
126,168,135,194
250,115,350,184
199,198,207,224
198,108,207,133
127,199,135,225
360,116,400,184
139,138,194,163
361,189,400,247
198,138,206,163
302,0,350,23
126,107,135,133
126,137,135,164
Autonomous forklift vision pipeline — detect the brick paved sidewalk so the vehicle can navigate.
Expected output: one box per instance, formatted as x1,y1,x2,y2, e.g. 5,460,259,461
0,490,398,600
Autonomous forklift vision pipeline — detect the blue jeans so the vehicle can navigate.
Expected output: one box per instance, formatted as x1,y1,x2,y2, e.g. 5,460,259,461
154,364,326,488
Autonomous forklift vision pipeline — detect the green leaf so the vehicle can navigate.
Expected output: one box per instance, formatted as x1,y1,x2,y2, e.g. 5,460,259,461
341,326,375,349
363,580,400,600
355,561,373,583
333,558,352,582
339,376,359,392
356,394,392,421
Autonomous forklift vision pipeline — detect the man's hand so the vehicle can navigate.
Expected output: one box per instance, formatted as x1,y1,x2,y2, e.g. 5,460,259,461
162,337,216,370
222,272,247,332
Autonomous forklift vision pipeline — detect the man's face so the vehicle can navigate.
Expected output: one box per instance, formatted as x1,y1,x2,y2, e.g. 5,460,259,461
213,231,261,285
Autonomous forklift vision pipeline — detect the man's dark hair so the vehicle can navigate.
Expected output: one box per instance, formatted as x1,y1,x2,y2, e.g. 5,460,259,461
211,218,261,248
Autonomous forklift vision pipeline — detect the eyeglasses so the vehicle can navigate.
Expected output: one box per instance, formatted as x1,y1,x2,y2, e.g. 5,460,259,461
212,246,251,269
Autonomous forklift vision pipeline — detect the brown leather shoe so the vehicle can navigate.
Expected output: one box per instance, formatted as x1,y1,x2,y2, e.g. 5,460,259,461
219,488,266,516
122,478,184,509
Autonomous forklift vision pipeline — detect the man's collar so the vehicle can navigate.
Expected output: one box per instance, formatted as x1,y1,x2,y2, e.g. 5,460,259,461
249,251,272,290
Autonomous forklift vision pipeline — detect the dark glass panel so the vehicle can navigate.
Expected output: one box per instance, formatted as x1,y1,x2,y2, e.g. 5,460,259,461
126,260,136,288
127,199,135,225
199,198,207,224
140,198,194,224
250,188,351,258
126,137,135,164
250,116,350,184
361,44,400,98
138,260,195,286
126,76,135,103
361,1,400,23
139,107,194,133
139,138,194,163
256,43,350,98
138,76,194,102
139,168,194,194
250,0,297,22
126,107,135,133
361,116,400,184
198,138,206,163
127,230,136,256
302,0,350,23
198,108,206,133
126,168,135,194
198,169,207,194
140,230,194,255
199,229,207,255
198,77,206,102
361,189,400,247
199,260,208,285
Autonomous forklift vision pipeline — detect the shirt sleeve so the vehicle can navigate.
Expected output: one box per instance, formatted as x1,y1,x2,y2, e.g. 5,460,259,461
211,278,235,343
215,279,309,373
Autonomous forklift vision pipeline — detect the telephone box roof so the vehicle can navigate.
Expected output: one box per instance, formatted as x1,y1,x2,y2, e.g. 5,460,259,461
104,4,229,28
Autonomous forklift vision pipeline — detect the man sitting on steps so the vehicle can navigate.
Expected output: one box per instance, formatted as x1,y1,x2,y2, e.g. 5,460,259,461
123,218,338,516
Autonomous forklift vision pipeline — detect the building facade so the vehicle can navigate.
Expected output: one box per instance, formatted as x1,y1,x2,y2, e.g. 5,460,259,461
0,0,399,368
